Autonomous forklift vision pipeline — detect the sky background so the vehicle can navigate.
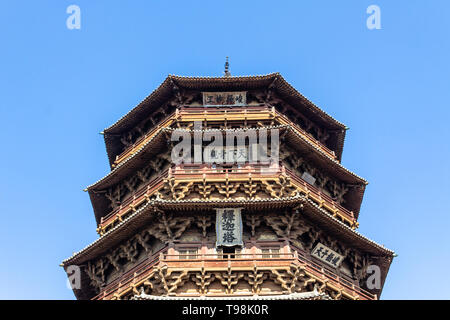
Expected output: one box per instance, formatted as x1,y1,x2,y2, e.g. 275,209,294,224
0,1,449,299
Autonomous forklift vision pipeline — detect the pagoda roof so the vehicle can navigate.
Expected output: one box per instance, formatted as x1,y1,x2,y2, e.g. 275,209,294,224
91,126,363,191
87,125,366,224
103,73,347,166
62,195,394,267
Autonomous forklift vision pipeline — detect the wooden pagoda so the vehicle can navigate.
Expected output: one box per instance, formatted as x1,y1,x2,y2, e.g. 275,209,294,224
62,70,394,300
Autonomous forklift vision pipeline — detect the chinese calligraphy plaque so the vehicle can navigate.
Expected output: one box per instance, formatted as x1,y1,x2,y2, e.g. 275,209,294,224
215,208,243,247
311,243,344,268
202,92,246,106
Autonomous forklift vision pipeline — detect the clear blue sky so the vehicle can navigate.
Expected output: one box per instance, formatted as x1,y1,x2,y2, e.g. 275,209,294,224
0,1,449,299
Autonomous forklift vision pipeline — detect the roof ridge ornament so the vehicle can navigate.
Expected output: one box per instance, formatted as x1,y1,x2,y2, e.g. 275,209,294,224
224,56,231,77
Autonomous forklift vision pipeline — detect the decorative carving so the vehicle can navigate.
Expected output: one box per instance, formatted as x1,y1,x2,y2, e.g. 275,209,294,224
244,266,268,294
197,178,213,199
86,259,110,291
291,266,316,292
214,180,240,198
191,267,215,295
124,175,140,193
118,101,178,151
270,267,296,293
241,177,259,198
195,214,213,238
120,132,134,148
105,248,122,272
348,251,372,284
303,226,321,250
119,238,139,263
105,184,126,210
270,94,333,148
331,180,348,204
86,212,195,288
162,177,193,201
264,211,309,239
214,267,245,294
261,175,297,198
110,260,366,300
135,232,152,253
280,145,351,205
137,165,153,183
153,265,190,295
147,212,193,243
244,214,262,237
104,150,171,210
269,265,318,295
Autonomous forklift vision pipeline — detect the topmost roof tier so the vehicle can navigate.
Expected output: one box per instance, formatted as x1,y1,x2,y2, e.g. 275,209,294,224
103,73,347,167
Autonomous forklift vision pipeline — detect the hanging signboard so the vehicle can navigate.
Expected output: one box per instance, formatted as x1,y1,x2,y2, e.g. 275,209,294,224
311,243,344,268
203,92,246,106
204,146,249,163
215,208,243,247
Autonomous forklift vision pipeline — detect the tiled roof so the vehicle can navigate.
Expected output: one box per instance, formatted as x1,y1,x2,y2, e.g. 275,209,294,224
61,194,394,267
86,128,169,190
89,125,365,192
87,125,366,223
102,73,347,165
104,73,346,133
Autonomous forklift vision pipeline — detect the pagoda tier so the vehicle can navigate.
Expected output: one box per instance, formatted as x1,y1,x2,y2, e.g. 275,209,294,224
94,161,361,235
88,126,366,228
63,73,394,300
102,74,347,167
62,204,393,300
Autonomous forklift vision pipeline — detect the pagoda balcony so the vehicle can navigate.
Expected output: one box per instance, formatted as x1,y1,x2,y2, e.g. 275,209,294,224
112,105,337,168
92,245,375,300
164,164,356,226
98,164,357,235
97,169,169,234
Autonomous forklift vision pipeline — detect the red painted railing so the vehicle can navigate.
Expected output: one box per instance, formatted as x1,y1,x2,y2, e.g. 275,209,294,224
99,163,356,233
94,247,375,300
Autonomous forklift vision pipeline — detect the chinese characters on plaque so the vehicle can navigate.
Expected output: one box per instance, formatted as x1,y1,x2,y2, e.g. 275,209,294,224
215,208,243,247
203,92,246,106
311,243,344,268
205,146,255,163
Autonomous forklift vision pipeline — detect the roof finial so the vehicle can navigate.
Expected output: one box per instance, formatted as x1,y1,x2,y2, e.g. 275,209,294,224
224,56,231,77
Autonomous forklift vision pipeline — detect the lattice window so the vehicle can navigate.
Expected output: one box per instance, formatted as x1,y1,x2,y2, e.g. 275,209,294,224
178,248,198,259
261,247,280,258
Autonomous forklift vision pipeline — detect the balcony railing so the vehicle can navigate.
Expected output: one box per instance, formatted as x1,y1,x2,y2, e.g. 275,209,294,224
98,170,168,231
98,163,356,234
291,246,375,300
162,252,295,261
168,164,355,226
93,247,375,300
93,247,167,300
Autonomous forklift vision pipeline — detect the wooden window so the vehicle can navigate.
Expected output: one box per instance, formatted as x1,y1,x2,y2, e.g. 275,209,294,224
179,248,197,259
261,247,279,258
